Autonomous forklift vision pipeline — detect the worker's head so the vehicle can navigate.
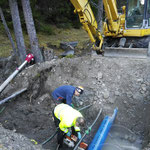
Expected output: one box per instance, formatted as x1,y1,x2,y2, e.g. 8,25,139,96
76,117,85,127
74,86,84,96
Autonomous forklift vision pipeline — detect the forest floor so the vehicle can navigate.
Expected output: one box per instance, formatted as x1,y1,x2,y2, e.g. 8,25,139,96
0,27,150,150
0,25,89,58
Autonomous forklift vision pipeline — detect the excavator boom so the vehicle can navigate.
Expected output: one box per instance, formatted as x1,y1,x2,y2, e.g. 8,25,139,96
69,0,150,58
70,0,103,51
69,0,125,49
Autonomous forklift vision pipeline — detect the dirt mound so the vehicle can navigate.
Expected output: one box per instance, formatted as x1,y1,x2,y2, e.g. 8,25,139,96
0,125,43,150
0,55,150,149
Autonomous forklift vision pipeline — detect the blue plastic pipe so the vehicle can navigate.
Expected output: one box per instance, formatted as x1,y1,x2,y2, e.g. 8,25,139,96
88,108,118,150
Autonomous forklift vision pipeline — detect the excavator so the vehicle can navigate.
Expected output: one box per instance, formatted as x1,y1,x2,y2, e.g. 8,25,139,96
69,0,150,58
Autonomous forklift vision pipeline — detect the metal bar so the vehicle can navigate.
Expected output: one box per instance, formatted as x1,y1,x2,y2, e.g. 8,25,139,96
0,88,27,105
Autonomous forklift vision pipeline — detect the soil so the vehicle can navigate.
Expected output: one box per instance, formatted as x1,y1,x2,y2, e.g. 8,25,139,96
0,49,150,150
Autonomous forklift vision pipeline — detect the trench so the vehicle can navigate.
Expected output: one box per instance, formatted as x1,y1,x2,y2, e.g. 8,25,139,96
0,56,150,150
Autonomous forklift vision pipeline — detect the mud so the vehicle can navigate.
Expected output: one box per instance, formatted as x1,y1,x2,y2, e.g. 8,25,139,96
0,55,150,150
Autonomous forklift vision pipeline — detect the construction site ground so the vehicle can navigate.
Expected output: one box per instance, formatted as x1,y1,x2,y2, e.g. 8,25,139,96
0,43,150,150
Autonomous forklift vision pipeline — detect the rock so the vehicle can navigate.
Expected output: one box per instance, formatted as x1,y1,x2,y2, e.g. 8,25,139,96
43,49,54,61
103,91,110,99
60,41,78,50
37,93,50,104
97,72,103,80
137,78,143,82
60,50,74,57
115,91,120,96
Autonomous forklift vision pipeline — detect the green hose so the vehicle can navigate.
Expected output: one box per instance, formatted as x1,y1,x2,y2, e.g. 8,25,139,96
0,106,5,114
42,127,59,145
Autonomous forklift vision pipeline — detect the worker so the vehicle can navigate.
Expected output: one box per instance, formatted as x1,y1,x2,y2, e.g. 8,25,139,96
52,85,84,106
53,103,85,148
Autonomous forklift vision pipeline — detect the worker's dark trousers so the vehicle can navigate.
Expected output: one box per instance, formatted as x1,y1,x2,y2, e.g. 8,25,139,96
53,110,65,148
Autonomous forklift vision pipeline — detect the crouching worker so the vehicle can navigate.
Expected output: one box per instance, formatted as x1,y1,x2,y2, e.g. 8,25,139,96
53,103,85,148
52,85,84,106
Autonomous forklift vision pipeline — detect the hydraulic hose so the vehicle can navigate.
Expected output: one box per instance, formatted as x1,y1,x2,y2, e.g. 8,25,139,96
41,127,59,145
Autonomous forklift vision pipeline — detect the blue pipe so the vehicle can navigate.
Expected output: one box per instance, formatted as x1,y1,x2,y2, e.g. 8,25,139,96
88,108,118,150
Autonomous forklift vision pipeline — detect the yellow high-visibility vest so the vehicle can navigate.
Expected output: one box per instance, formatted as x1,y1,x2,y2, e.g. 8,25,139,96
54,104,83,133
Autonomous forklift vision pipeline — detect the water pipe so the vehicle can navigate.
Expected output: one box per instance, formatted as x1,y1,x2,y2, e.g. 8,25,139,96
88,108,118,150
0,88,27,105
0,54,34,93
73,108,102,150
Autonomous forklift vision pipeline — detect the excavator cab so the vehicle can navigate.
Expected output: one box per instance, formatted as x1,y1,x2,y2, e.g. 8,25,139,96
126,0,145,28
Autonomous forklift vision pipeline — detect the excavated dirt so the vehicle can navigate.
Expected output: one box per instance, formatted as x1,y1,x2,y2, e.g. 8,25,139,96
0,54,150,150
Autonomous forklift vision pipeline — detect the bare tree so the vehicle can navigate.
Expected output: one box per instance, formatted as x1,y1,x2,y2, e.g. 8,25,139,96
21,0,43,63
0,7,18,58
9,0,26,63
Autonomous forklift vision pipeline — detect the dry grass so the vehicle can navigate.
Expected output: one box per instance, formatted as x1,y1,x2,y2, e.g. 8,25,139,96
0,25,89,58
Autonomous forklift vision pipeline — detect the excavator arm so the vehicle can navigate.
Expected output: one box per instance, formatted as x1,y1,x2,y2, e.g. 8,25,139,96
70,0,125,52
103,0,125,36
70,0,104,52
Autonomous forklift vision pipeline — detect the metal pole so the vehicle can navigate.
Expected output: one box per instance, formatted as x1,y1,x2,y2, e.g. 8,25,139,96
0,61,27,93
0,54,34,93
73,108,102,150
78,104,93,112
0,88,27,105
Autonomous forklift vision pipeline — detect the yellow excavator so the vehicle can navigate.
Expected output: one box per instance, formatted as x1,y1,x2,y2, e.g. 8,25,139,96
70,0,150,58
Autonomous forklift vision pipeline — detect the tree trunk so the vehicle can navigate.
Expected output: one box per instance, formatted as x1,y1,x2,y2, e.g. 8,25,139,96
97,0,103,32
21,0,43,63
0,7,18,58
9,0,26,63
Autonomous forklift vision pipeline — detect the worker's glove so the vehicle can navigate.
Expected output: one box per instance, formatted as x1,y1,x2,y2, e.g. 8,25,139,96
71,103,74,108
66,131,71,137
77,132,81,140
